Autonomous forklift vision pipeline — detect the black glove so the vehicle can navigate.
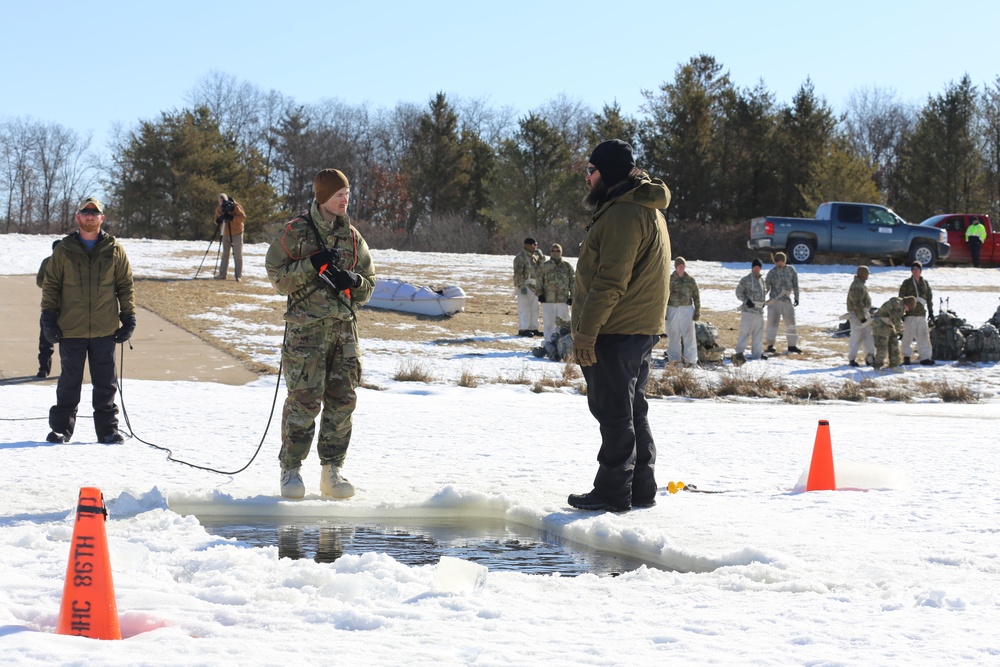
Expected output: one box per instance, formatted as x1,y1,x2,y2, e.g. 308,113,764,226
794,297,799,307
745,300,754,308
927,314,935,327
860,317,867,323
40,309,61,344
538,295,546,303
330,268,361,291
114,313,136,344
567,298,573,306
214,216,223,225
309,249,337,272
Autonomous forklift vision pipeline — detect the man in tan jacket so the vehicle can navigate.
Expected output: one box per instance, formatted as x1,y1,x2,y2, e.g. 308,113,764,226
569,139,671,513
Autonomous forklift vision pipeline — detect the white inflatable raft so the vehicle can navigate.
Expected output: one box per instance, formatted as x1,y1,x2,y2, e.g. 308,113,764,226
365,279,467,317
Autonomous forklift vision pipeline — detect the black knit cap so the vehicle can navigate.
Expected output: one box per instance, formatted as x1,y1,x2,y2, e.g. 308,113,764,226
588,139,635,186
752,258,762,268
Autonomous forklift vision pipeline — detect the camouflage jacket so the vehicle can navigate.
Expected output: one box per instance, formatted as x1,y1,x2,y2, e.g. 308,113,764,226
873,297,906,336
765,264,799,302
537,258,574,303
668,271,700,318
846,277,871,321
898,277,932,317
736,272,767,313
41,230,135,338
513,248,544,289
265,200,375,324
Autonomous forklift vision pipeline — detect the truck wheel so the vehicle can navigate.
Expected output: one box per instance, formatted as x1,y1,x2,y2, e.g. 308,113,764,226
909,243,936,267
787,239,816,264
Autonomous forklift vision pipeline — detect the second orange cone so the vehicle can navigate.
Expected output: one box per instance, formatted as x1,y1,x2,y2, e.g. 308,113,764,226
806,419,837,492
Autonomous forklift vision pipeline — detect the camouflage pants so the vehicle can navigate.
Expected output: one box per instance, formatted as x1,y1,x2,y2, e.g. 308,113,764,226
279,317,361,470
872,324,902,368
765,299,798,347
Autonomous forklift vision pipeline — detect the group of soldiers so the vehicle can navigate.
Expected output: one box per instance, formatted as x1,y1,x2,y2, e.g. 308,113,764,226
513,237,575,340
516,245,940,371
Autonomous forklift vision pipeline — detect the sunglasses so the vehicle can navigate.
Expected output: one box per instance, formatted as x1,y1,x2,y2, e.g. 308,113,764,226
79,209,101,216
585,166,598,175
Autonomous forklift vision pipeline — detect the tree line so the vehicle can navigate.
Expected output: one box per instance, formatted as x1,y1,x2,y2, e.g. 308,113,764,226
3,55,1000,257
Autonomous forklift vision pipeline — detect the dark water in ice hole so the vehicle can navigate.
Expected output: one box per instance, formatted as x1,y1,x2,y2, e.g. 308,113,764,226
199,517,654,576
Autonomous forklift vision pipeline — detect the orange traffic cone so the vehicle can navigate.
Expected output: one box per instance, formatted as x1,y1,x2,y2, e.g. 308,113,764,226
55,487,121,640
805,420,837,491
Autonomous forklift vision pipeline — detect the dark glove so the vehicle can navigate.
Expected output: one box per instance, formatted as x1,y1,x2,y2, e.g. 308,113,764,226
567,298,572,306
214,216,223,225
114,313,136,344
860,317,867,323
573,332,597,367
40,309,61,344
330,268,361,291
309,249,337,272
745,300,754,308
538,295,546,303
928,314,935,327
693,311,700,321
794,297,799,307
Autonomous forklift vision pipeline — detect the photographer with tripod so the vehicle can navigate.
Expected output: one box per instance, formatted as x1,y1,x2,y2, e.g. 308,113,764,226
213,193,246,281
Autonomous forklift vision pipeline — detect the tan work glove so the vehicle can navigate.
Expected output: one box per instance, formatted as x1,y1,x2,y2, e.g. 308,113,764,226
573,332,597,367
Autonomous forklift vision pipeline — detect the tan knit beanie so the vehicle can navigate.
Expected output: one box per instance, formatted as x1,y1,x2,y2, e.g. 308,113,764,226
313,169,350,204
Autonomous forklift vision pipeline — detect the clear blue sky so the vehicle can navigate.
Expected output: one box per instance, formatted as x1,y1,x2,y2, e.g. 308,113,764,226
5,0,998,152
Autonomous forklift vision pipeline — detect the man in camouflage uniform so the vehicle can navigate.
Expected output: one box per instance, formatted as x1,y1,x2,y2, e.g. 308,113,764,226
764,251,801,354
666,256,700,367
513,237,544,336
898,261,935,365
733,258,768,363
41,198,135,444
872,296,915,370
265,169,375,500
536,243,574,341
846,265,875,367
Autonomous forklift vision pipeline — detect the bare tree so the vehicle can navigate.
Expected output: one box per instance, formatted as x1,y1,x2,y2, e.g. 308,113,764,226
843,85,915,205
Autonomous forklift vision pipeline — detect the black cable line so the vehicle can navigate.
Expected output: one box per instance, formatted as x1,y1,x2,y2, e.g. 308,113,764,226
116,329,286,475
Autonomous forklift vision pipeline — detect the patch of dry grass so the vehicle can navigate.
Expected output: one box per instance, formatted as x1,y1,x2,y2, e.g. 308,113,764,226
648,366,711,398
393,359,436,383
716,367,787,398
916,378,979,403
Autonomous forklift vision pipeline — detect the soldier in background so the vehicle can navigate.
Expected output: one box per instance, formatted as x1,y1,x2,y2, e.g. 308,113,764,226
35,239,60,378
764,251,802,354
965,217,987,268
846,265,875,367
513,237,544,336
214,193,247,282
733,258,768,363
666,256,700,367
898,261,935,366
265,169,375,500
536,243,574,341
872,295,915,370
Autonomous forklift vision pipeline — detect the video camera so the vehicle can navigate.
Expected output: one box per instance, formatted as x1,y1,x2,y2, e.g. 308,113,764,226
218,197,236,223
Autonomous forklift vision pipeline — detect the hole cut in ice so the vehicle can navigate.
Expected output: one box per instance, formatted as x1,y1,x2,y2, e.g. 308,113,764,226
198,516,653,576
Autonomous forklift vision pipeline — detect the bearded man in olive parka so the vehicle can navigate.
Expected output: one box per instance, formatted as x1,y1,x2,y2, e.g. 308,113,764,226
568,139,672,513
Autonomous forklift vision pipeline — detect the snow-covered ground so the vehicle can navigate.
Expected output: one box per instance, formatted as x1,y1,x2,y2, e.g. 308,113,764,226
2,234,999,665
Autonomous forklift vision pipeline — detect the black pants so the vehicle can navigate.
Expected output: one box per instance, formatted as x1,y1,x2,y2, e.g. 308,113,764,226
38,328,54,373
968,237,982,268
580,334,658,507
49,336,119,439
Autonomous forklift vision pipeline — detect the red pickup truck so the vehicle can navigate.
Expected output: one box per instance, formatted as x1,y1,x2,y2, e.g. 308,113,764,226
919,214,999,266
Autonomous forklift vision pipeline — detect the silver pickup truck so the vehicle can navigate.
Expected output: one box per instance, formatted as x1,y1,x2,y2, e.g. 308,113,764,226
748,201,950,266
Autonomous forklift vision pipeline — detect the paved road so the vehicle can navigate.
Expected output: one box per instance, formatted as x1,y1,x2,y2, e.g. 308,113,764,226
0,274,257,386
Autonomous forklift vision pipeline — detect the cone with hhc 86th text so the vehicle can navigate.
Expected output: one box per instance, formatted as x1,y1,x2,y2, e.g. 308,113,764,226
805,420,837,491
55,487,121,640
